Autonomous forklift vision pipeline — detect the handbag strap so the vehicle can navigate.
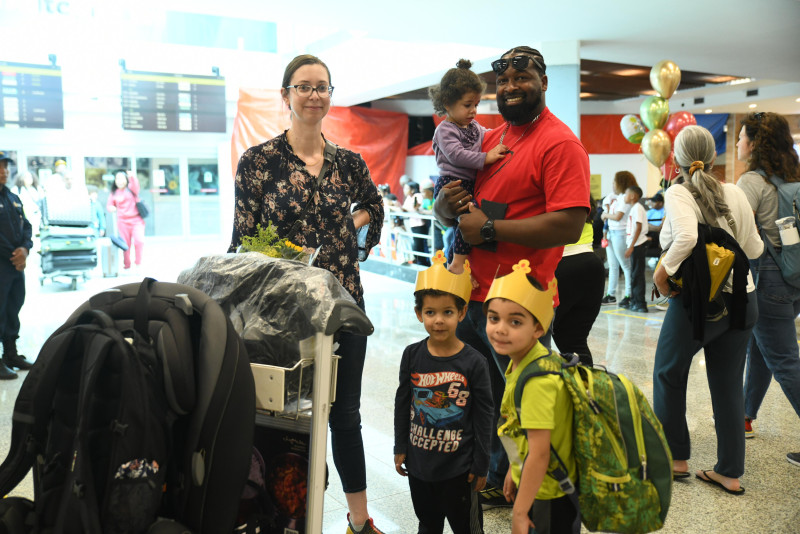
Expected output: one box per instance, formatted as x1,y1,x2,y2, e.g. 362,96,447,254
286,139,337,242
126,186,140,203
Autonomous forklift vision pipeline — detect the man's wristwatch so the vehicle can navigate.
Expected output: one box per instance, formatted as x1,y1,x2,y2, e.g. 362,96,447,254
480,219,496,242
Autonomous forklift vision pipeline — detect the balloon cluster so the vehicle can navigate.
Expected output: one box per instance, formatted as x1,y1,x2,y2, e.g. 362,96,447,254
619,60,697,182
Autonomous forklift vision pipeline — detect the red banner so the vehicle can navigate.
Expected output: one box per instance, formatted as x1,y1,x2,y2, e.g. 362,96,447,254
231,89,409,199
580,115,642,154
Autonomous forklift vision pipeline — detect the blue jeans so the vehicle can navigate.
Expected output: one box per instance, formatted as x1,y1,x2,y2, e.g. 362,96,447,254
330,326,368,493
744,254,800,420
607,229,631,298
443,227,456,263
457,301,552,488
653,291,757,478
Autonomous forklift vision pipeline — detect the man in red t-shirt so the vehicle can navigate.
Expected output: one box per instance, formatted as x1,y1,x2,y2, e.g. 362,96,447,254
433,46,590,508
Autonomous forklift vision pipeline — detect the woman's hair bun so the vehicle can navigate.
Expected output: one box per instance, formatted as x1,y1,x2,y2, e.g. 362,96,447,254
456,59,473,70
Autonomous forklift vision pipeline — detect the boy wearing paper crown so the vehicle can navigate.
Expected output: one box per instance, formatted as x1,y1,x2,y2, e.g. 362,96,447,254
484,260,577,534
393,251,494,534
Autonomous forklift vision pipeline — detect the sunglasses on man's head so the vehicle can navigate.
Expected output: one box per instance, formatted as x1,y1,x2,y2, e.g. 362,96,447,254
491,55,545,75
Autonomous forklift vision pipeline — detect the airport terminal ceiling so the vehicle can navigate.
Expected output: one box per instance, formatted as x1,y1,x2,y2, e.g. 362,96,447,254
0,0,797,115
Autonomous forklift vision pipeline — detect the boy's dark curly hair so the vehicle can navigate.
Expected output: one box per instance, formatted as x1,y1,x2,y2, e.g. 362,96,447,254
428,59,486,117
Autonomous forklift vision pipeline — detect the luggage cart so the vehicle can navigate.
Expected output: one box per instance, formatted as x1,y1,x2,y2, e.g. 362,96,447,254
178,253,373,534
251,332,339,533
39,225,97,290
39,191,97,290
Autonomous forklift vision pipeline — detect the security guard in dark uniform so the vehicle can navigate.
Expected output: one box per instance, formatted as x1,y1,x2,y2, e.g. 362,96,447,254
0,151,34,379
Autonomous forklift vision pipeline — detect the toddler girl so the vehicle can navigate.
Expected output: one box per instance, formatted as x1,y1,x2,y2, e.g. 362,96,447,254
429,59,508,274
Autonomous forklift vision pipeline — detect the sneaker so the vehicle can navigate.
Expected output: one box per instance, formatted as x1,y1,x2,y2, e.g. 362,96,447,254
629,303,649,313
600,295,617,305
787,452,800,467
744,418,755,439
619,296,631,309
653,303,669,311
478,485,511,510
346,515,385,534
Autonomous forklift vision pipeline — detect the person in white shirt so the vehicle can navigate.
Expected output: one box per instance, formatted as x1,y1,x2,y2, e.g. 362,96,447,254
652,125,763,495
623,185,649,312
600,171,639,307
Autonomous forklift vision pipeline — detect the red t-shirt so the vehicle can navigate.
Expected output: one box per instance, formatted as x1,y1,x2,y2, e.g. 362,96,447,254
469,107,590,304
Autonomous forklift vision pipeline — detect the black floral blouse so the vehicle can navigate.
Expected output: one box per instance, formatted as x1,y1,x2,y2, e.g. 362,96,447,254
229,132,384,306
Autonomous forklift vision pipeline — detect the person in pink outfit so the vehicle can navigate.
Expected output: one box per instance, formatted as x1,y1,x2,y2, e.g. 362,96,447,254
107,171,145,270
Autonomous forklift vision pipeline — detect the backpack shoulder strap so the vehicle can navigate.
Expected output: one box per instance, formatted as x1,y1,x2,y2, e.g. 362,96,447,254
514,349,558,415
514,351,580,413
514,351,582,529
0,327,83,496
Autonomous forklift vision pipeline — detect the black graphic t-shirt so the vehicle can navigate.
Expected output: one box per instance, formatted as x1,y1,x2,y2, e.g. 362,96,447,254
393,339,494,482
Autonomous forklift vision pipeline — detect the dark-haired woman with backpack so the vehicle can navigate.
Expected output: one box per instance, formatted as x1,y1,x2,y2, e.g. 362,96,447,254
736,112,800,467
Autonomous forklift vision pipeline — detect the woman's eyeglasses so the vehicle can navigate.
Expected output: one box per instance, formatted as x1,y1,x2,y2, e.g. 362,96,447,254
491,55,545,75
285,84,334,98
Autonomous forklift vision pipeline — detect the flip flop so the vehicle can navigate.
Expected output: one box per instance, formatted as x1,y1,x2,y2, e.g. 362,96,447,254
673,471,691,480
695,470,745,495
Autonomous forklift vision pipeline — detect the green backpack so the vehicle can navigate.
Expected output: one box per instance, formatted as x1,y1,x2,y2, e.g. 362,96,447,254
514,351,672,534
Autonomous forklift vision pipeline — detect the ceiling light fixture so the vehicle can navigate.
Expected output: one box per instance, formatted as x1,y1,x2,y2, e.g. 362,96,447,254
749,103,757,109
611,68,646,76
705,109,713,114
796,97,800,103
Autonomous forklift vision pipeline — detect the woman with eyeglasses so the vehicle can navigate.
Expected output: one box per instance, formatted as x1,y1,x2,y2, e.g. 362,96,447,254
736,112,800,466
229,54,385,534
652,125,762,495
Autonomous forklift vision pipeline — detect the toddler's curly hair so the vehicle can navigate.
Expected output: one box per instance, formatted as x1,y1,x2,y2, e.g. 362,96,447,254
428,59,486,117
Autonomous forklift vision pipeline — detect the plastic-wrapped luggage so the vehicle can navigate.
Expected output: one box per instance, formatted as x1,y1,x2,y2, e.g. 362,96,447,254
178,253,373,406
41,191,93,227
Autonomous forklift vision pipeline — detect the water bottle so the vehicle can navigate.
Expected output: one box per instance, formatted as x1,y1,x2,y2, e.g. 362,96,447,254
776,216,800,246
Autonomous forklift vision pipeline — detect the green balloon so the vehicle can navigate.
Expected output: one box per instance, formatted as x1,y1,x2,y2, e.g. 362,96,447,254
640,96,670,131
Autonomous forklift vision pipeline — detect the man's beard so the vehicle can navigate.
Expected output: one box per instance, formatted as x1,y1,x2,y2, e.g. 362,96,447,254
497,90,542,125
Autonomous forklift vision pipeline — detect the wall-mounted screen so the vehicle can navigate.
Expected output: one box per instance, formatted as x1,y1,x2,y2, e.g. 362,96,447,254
0,61,64,129
121,71,226,132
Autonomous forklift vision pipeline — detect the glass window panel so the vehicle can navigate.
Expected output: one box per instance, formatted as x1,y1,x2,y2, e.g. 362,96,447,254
84,156,131,190
188,158,220,235
27,155,67,191
138,157,181,236
84,157,131,237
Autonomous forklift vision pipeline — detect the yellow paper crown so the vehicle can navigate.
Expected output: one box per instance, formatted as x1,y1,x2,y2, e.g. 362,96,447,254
414,251,473,304
485,259,558,331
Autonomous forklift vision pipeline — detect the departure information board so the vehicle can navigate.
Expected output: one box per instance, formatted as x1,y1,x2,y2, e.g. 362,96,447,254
121,71,226,132
0,62,64,129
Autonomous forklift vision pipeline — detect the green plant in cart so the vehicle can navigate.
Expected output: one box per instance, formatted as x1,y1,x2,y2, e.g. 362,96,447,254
238,222,311,262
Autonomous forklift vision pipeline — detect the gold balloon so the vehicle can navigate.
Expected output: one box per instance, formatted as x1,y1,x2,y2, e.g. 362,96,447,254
640,96,670,131
641,129,672,168
650,60,681,99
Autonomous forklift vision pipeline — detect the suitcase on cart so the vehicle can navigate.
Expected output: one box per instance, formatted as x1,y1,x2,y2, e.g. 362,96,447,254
39,226,98,288
41,192,93,227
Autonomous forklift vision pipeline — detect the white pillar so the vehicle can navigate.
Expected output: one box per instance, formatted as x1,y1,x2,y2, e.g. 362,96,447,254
540,41,581,137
